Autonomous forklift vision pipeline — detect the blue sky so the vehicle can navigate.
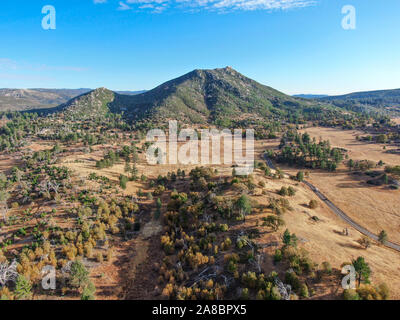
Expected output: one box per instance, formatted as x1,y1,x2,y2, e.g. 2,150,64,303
0,0,399,95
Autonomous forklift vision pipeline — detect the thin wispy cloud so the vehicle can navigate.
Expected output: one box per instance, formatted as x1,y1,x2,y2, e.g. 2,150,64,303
0,58,18,70
118,1,133,10
0,58,87,73
0,73,53,81
100,0,316,13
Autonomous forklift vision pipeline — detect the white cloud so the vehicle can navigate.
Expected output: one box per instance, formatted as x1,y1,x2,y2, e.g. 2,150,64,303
118,1,133,10
92,0,316,14
0,58,18,70
0,58,86,73
119,0,316,12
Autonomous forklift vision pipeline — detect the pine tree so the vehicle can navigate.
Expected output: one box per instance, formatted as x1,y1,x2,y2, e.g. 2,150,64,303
378,230,388,244
81,280,96,300
124,161,131,174
236,195,251,222
283,229,291,246
14,275,32,300
296,171,304,182
70,260,90,289
352,257,371,287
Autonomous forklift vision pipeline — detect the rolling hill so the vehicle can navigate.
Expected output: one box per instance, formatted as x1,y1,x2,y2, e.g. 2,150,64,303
318,88,400,114
0,88,145,112
0,88,92,111
293,94,329,99
53,87,117,120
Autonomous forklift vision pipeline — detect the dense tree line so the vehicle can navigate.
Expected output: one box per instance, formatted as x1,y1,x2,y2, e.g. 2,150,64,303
272,131,345,171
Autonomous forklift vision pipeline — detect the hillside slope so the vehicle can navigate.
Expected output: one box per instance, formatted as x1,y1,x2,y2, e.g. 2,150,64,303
0,88,92,111
52,87,117,120
37,67,340,125
109,67,333,125
318,88,400,114
0,88,145,112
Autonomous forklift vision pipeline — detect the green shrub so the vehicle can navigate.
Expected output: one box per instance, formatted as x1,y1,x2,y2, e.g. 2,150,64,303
119,175,129,189
81,281,96,300
279,187,288,196
321,261,332,275
285,271,300,291
287,186,296,196
343,289,360,300
70,260,90,288
300,283,309,298
309,200,318,209
241,288,249,300
14,275,32,300
273,249,282,263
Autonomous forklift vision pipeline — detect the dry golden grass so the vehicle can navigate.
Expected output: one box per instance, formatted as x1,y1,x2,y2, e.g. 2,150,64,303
293,126,400,243
391,118,400,125
57,134,400,299
245,172,400,299
299,126,399,166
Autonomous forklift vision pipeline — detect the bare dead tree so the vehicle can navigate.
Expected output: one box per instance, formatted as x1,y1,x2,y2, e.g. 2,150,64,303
221,274,234,287
61,260,73,275
275,277,291,300
236,235,254,249
39,180,51,197
20,181,32,204
49,156,58,165
251,253,264,273
39,180,60,199
0,202,8,224
48,181,60,195
0,259,18,286
60,260,73,288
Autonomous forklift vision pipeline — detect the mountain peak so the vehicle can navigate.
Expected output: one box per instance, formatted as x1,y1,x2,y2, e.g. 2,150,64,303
43,68,327,125
224,66,234,72
111,67,311,125
94,87,111,92
57,87,116,120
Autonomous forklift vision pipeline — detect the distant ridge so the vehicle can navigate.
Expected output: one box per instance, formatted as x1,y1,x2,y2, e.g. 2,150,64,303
318,88,400,114
0,88,145,112
293,94,329,99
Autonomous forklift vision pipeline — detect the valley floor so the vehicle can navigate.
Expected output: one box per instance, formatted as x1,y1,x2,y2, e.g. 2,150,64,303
60,135,400,299
1,125,399,300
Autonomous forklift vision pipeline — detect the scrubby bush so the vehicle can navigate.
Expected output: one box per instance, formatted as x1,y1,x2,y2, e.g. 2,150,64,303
14,275,32,300
285,271,300,291
321,261,332,275
273,249,282,263
81,281,96,300
343,289,360,300
300,283,309,298
309,200,318,209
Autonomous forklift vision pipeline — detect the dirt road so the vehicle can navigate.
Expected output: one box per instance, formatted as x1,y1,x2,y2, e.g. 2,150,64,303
263,155,400,252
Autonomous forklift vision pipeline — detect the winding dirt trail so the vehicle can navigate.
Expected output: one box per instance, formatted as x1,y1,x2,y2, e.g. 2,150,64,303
120,220,163,300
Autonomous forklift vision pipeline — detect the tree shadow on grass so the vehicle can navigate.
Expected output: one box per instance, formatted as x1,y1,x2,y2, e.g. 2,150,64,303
337,241,363,250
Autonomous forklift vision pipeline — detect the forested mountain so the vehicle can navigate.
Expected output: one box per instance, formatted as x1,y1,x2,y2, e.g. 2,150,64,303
113,67,336,125
44,67,339,126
